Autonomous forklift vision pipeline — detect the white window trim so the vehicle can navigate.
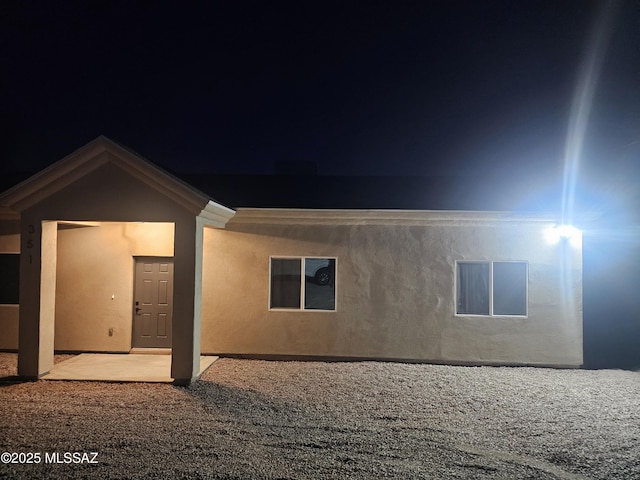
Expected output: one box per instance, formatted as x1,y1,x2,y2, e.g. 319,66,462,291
269,256,337,312
455,260,528,318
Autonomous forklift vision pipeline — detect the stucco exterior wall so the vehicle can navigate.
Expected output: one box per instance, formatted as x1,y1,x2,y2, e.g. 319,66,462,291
0,305,18,350
54,222,174,352
0,220,20,252
201,210,583,367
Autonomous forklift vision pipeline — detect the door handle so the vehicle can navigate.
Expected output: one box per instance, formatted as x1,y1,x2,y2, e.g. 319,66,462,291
135,307,142,315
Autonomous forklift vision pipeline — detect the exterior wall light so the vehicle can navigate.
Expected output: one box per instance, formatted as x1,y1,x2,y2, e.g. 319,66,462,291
544,224,582,247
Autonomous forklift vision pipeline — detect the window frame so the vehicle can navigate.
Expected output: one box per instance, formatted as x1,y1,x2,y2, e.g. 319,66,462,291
455,260,528,317
269,256,337,312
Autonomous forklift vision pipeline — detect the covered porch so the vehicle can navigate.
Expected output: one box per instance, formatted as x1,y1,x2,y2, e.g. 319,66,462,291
42,353,219,383
0,137,234,385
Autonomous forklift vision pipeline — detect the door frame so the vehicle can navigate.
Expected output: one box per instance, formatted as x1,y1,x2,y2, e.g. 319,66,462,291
131,256,175,350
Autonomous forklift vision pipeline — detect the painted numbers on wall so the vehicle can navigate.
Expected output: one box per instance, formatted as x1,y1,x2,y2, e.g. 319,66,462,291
27,224,34,264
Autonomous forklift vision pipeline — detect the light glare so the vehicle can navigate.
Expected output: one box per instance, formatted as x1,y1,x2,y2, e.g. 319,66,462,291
545,224,582,246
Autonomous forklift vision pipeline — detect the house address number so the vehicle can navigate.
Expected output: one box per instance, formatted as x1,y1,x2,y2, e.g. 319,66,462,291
27,224,34,264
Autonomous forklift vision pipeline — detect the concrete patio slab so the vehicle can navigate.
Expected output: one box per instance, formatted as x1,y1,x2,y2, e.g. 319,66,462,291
42,354,219,383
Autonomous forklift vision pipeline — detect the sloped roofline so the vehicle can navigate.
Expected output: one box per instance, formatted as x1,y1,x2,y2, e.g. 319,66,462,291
0,136,235,225
230,207,566,226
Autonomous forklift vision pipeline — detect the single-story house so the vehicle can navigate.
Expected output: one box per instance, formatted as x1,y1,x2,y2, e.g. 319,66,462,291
0,136,583,384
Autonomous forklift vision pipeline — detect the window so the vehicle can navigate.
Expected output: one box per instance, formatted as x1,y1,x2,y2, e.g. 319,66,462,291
456,261,527,316
0,254,20,304
270,257,336,311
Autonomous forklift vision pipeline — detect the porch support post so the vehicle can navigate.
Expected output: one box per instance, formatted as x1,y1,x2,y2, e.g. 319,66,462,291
18,219,57,379
171,215,204,385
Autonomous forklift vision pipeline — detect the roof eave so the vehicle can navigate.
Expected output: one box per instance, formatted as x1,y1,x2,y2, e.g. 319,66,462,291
199,201,236,228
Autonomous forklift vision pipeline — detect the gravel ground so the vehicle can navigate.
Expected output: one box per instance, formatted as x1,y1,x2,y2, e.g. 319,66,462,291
0,353,639,480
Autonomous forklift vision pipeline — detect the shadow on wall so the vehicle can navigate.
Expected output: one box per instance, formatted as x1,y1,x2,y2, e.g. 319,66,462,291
582,235,640,370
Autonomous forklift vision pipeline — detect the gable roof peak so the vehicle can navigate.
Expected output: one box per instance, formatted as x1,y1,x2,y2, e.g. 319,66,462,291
0,136,227,215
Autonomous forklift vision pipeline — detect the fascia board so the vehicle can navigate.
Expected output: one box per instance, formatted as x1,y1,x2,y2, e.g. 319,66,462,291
0,140,110,211
0,136,226,216
198,201,236,228
2,151,110,212
227,208,595,227
105,151,211,214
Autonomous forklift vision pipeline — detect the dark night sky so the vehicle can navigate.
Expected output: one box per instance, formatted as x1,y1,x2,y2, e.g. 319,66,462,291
1,0,638,183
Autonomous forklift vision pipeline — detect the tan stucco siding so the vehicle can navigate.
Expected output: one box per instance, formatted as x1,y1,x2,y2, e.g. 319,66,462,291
0,220,20,252
0,305,18,350
201,212,582,367
54,222,174,352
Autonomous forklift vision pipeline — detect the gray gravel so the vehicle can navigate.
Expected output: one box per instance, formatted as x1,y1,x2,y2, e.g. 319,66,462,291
0,353,639,479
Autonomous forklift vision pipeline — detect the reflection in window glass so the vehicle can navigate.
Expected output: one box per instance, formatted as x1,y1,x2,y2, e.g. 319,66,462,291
270,257,336,311
456,261,527,316
493,262,527,315
304,258,335,310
